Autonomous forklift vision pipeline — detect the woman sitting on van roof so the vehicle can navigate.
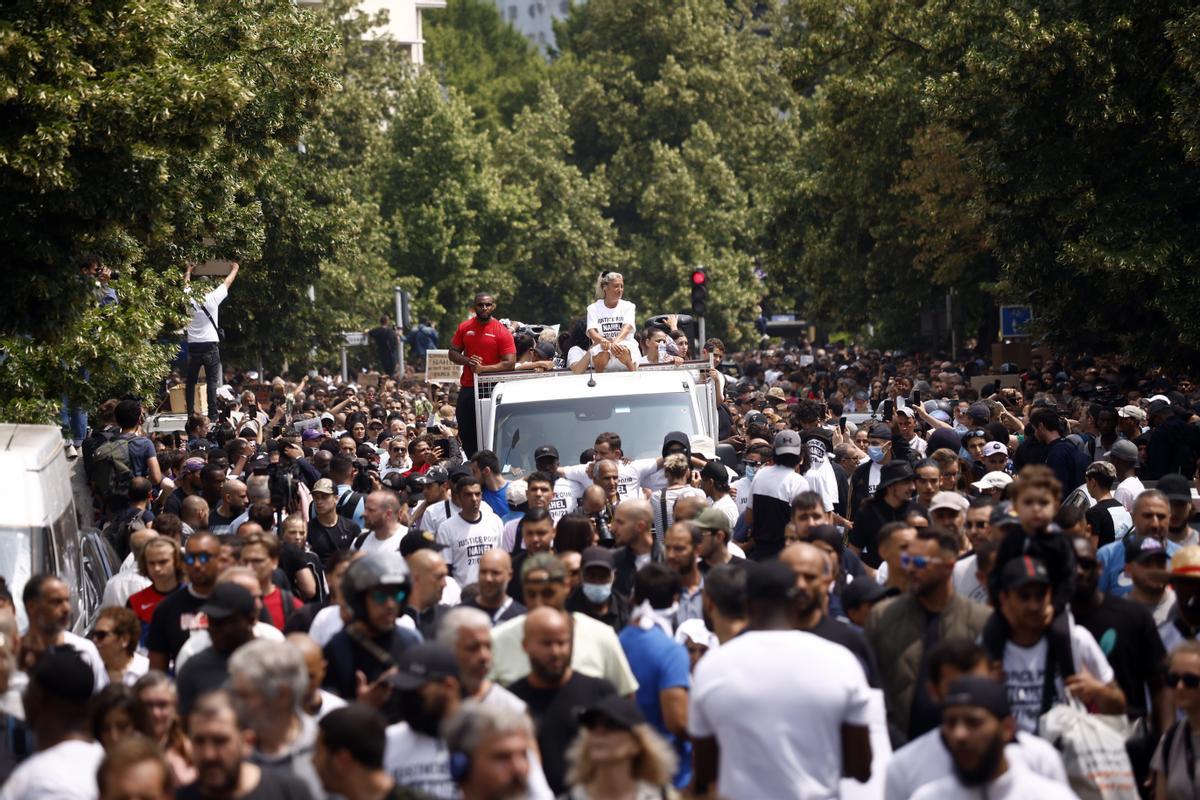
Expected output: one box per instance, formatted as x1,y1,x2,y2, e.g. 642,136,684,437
585,271,638,372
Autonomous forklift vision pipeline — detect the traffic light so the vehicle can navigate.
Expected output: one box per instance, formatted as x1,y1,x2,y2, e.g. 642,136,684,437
690,268,707,316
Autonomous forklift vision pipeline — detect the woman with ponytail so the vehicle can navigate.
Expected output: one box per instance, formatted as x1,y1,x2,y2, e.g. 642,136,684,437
586,271,637,371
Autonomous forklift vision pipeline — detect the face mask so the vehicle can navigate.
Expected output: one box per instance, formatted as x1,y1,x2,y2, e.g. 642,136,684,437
867,445,885,464
582,581,613,605
743,464,758,480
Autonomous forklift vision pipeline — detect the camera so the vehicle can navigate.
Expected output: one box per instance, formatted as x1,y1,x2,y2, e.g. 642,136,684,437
592,509,614,544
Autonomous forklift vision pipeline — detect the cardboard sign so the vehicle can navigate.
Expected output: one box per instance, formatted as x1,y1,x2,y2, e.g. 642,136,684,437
970,374,1021,393
359,372,380,388
192,259,235,277
424,350,460,384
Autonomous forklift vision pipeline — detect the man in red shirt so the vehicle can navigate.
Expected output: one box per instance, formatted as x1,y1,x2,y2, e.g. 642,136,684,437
450,293,516,457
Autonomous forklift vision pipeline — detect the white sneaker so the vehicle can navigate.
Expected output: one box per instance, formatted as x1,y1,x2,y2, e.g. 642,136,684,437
65,444,79,460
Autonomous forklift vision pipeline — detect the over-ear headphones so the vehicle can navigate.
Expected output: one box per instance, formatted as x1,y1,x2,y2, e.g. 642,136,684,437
448,749,471,783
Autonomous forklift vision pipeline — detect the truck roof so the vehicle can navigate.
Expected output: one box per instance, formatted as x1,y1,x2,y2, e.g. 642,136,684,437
475,360,714,400
0,424,74,527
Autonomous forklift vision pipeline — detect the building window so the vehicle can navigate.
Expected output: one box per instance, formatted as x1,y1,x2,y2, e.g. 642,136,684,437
559,1,568,13
508,5,517,20
528,3,536,17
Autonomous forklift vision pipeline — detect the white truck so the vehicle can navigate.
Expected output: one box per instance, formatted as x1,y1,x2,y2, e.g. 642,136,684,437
474,361,719,476
0,425,120,632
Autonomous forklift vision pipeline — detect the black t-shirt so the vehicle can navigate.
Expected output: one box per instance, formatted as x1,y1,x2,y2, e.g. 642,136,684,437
162,486,189,517
279,543,324,602
807,614,881,689
178,766,315,800
1074,594,1166,719
175,646,231,717
145,586,208,663
307,516,361,566
323,626,421,723
1087,499,1124,548
509,672,616,794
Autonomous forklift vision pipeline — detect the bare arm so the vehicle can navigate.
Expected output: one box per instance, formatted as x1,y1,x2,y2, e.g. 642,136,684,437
476,353,517,374
691,735,719,799
448,345,472,367
659,687,688,737
841,723,872,782
222,261,240,291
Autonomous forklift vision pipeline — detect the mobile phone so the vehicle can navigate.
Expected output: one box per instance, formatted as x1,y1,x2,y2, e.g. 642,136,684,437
838,416,847,431
913,390,922,404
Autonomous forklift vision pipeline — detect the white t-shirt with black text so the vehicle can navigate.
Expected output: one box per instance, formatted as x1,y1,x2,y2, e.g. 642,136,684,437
1002,624,1115,733
585,298,636,344
563,459,658,504
436,512,503,585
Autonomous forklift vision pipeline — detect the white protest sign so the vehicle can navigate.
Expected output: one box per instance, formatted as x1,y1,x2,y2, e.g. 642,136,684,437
424,350,460,384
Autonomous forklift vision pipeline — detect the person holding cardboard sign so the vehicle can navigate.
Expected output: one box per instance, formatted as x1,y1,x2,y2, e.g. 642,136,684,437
184,259,239,422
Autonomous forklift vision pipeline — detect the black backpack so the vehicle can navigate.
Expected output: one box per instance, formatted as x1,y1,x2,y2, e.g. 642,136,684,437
91,434,134,500
337,490,364,521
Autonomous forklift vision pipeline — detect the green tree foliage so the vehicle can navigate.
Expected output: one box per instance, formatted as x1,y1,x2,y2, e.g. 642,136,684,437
492,85,624,326
424,0,547,130
551,0,790,345
0,0,335,420
378,73,515,331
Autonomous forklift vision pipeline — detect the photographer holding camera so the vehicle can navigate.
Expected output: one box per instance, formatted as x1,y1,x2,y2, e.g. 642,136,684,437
183,260,239,422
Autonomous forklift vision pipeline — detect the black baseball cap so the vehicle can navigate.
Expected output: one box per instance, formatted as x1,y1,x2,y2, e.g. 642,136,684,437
1124,534,1168,564
581,546,615,572
998,556,1050,590
399,530,445,558
534,445,560,464
1157,473,1193,503
391,643,461,690
578,695,645,730
202,583,255,621
425,466,450,484
842,579,898,611
942,675,1010,719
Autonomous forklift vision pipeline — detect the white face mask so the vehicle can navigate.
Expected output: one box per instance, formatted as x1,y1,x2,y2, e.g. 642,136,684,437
582,581,613,605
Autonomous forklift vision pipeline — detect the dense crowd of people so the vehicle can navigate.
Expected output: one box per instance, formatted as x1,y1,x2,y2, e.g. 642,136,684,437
11,275,1200,799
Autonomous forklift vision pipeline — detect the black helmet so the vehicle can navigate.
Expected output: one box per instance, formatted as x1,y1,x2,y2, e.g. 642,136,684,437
342,551,411,622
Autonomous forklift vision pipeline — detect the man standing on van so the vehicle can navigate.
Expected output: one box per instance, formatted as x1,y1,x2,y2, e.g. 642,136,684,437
448,293,515,458
183,260,239,422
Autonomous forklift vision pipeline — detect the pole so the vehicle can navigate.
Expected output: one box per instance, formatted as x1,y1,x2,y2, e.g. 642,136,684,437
400,286,410,376
698,316,706,349
340,345,348,384
947,290,957,356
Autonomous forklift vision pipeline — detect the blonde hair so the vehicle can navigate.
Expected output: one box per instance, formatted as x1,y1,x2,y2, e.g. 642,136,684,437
564,722,678,788
595,271,623,300
663,453,690,482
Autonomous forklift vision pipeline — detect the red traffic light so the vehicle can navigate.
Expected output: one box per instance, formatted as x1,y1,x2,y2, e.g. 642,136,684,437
690,270,706,285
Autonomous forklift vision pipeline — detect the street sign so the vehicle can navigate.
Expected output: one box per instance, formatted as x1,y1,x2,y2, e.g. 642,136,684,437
424,350,460,384
999,306,1033,338
342,332,367,347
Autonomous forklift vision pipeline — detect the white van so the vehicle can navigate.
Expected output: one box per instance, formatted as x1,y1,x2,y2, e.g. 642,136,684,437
0,425,119,631
474,361,719,476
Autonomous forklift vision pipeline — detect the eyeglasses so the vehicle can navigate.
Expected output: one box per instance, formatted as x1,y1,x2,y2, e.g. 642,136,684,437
1167,671,1200,690
183,552,214,565
369,588,408,605
900,554,942,569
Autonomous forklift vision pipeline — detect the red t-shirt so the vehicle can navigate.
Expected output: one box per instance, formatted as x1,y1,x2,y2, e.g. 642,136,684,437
451,317,516,388
262,585,302,630
128,584,174,625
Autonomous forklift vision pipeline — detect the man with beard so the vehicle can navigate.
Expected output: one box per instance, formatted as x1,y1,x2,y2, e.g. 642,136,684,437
778,542,881,689
208,478,248,537
179,689,312,800
909,676,1076,799
508,607,616,794
448,292,516,458
866,528,990,746
664,521,704,625
884,639,1068,800
465,549,526,625
147,532,223,671
18,574,108,690
382,643,467,798
444,702,537,800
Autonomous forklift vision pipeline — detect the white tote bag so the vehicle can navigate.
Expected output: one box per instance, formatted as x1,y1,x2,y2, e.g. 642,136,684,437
1039,697,1137,800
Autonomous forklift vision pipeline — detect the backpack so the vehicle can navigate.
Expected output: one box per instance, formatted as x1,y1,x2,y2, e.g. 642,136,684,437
102,508,147,561
81,427,118,483
92,435,134,500
337,489,364,521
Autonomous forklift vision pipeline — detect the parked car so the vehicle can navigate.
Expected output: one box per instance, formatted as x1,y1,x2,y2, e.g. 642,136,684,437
0,424,120,632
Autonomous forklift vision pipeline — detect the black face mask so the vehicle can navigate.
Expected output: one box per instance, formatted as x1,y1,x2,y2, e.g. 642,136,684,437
397,687,442,738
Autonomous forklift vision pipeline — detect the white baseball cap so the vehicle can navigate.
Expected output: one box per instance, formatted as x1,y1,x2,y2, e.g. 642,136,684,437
972,471,1013,492
982,441,1008,458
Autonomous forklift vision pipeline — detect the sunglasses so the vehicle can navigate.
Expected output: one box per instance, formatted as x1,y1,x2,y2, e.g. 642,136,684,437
965,430,987,440
369,588,408,605
183,552,215,565
900,554,941,569
90,630,114,642
1167,671,1200,690
964,521,989,529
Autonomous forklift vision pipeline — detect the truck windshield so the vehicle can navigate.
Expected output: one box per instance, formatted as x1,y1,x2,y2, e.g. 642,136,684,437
494,393,699,477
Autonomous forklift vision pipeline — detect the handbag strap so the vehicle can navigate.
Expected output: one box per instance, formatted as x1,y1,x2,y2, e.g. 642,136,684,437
195,296,220,337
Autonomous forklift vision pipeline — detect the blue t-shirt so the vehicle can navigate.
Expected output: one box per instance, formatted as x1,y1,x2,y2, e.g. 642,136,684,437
483,482,510,519
1097,536,1180,597
125,434,157,479
619,625,692,787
